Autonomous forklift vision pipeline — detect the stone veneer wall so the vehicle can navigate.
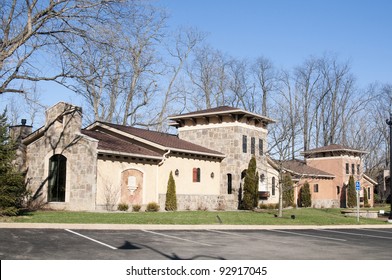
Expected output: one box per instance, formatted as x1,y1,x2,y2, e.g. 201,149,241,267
25,103,99,211
159,194,236,211
312,199,340,208
178,123,268,209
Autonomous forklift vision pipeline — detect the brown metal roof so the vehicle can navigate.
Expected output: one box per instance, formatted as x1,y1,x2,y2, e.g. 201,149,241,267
89,122,224,157
280,159,335,178
82,130,162,158
301,144,368,156
169,106,275,124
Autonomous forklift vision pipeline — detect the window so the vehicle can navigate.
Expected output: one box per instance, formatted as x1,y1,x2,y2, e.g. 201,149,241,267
259,139,263,156
251,137,255,155
272,177,276,196
192,168,201,182
313,184,319,193
346,163,349,174
368,188,371,200
352,164,355,174
357,164,360,175
48,154,67,202
242,135,247,153
337,186,340,195
227,174,232,194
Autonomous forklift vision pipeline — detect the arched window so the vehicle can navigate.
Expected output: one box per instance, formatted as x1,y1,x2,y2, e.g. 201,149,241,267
48,154,67,202
193,168,201,182
272,177,276,196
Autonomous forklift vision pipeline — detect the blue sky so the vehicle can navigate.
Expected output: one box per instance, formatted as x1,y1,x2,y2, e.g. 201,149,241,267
158,0,392,87
3,0,391,126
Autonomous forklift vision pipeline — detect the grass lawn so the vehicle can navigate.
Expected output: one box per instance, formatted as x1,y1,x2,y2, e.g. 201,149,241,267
1,207,390,225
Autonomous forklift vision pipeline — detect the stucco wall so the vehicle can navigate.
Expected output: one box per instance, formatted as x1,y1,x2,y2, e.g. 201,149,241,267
95,157,158,210
306,155,373,207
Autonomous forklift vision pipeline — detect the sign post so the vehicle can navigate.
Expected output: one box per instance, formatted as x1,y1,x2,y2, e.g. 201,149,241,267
355,181,360,223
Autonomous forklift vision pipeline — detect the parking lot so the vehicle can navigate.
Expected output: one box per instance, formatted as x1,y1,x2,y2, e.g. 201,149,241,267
1,225,392,259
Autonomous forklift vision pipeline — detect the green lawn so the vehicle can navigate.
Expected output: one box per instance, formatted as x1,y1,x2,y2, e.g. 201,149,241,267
1,207,390,225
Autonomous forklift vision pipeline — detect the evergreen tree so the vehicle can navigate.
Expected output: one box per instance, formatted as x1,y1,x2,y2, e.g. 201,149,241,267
242,156,258,210
254,171,259,208
165,171,177,211
300,181,312,207
363,187,369,207
282,173,294,207
347,175,357,208
0,111,26,216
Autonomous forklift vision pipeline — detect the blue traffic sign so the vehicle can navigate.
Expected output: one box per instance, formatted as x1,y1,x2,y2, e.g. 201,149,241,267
355,181,360,191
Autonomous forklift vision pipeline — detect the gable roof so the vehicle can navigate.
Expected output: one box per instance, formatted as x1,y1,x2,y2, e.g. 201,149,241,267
85,122,225,158
301,144,368,157
267,157,334,179
280,159,335,178
81,130,162,159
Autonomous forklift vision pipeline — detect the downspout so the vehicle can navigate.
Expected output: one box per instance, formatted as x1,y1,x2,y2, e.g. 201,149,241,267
157,149,171,203
159,149,171,166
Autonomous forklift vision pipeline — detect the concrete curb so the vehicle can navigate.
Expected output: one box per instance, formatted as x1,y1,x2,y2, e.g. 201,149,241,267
1,223,391,230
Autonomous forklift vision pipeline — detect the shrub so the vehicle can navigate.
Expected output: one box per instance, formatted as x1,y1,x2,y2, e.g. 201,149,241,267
259,203,268,209
347,175,357,208
242,156,258,210
363,187,369,207
0,111,26,216
132,204,141,212
282,173,294,208
165,171,177,211
300,181,312,207
117,203,129,211
146,202,160,212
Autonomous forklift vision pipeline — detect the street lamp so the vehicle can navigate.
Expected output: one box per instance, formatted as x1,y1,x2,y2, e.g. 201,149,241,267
386,113,392,222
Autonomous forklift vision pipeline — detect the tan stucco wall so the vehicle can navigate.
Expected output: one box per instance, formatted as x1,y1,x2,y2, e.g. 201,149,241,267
95,158,158,210
296,178,337,208
305,155,374,207
158,155,221,196
95,154,222,210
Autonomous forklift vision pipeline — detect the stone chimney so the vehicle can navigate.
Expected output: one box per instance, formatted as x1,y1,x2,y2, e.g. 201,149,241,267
9,119,33,172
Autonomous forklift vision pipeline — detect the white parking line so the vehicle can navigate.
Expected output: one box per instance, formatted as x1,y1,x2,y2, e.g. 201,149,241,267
142,230,213,247
356,228,392,234
317,229,392,240
268,229,347,242
207,229,245,237
65,229,117,250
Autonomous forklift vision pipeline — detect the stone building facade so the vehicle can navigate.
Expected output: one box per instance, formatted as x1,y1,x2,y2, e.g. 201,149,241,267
169,107,276,209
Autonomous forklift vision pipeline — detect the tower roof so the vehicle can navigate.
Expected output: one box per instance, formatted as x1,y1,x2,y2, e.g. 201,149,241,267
168,106,275,128
301,144,368,158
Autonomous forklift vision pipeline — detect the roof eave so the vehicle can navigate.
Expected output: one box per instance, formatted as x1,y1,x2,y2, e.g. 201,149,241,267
169,109,276,124
97,149,162,161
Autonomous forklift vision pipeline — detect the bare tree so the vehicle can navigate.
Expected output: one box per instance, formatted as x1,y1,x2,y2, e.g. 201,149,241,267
294,56,321,152
153,27,206,131
0,0,124,95
59,2,167,126
252,56,277,116
187,45,228,109
227,58,253,110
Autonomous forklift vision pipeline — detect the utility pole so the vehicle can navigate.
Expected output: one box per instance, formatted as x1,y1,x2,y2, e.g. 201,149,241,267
386,113,392,222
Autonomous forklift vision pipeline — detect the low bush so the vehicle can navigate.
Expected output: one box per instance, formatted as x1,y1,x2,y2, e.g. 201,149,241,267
117,203,129,211
132,204,141,212
146,202,160,212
